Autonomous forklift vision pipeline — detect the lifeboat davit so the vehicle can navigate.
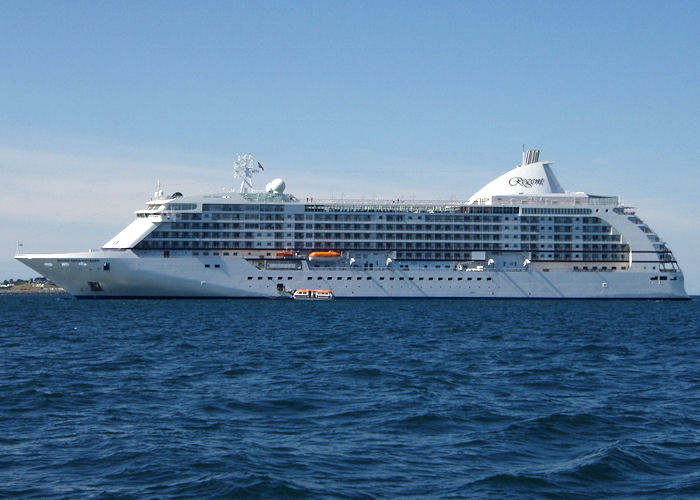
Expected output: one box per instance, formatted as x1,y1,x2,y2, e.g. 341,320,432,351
308,250,341,260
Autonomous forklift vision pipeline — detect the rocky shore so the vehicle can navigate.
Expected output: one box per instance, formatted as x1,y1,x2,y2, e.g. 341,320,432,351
1,280,67,294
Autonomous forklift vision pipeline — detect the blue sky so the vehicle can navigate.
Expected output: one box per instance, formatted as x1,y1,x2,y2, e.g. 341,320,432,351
1,1,698,293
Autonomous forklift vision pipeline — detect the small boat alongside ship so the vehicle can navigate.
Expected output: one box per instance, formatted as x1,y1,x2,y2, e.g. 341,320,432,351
292,289,334,300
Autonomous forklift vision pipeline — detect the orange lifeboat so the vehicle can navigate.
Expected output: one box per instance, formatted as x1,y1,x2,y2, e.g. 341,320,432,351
308,250,341,259
276,249,294,258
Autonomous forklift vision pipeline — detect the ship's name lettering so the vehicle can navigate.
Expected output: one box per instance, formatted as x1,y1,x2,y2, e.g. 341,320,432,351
509,177,545,188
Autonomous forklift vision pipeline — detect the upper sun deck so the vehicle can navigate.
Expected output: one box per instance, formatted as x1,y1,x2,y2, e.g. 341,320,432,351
137,190,298,215
135,191,622,220
134,149,622,219
474,193,620,207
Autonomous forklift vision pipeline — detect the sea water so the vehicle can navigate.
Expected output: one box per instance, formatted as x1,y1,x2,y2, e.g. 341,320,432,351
1,296,699,498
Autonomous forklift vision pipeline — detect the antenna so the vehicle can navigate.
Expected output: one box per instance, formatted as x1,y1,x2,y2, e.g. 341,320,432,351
232,153,260,193
153,179,165,200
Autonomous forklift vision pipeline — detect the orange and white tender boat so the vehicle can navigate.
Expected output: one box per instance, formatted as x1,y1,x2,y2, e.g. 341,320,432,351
292,289,334,300
308,250,341,261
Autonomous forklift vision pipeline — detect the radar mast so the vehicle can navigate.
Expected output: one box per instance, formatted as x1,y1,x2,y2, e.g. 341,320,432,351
233,153,261,193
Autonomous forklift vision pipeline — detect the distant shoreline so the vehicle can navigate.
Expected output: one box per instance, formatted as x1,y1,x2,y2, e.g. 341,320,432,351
0,285,67,295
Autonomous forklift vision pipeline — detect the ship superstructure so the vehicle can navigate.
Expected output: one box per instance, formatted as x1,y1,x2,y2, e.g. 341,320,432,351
16,151,688,299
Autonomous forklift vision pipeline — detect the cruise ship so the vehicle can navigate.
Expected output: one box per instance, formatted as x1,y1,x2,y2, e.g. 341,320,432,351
16,151,688,299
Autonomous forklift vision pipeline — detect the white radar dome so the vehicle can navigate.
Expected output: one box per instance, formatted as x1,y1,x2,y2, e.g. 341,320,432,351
265,178,286,194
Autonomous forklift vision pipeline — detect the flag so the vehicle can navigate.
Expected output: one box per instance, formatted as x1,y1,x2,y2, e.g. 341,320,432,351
257,162,264,171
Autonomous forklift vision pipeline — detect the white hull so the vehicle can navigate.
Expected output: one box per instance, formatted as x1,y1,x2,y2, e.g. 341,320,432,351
16,251,689,299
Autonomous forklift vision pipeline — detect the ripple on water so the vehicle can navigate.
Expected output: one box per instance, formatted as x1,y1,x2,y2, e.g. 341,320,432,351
0,295,698,497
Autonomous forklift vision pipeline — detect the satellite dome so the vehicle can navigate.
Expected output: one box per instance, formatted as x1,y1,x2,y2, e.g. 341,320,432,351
265,178,286,194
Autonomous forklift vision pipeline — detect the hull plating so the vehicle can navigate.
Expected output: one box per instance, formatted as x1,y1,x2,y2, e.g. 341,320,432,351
16,253,689,300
